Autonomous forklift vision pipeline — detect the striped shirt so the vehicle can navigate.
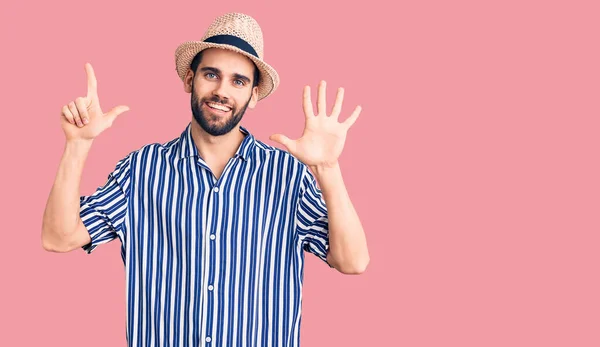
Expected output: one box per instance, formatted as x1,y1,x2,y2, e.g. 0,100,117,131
79,122,331,347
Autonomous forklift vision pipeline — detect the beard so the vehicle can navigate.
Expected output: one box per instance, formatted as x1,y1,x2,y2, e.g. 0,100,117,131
191,84,252,136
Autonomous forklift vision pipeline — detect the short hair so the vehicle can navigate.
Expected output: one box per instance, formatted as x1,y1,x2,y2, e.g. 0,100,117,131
190,50,260,88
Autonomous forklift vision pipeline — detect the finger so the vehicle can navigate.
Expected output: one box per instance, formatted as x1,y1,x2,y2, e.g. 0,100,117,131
62,105,75,125
302,85,314,118
343,105,362,129
317,80,326,115
75,97,89,124
68,101,83,127
330,87,344,119
85,63,98,101
104,105,130,126
269,134,296,152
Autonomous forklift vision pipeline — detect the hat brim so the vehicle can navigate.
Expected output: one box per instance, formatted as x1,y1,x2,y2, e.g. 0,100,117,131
175,41,279,101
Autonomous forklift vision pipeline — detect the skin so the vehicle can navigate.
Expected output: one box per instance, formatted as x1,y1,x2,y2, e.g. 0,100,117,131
182,48,259,179
42,47,369,274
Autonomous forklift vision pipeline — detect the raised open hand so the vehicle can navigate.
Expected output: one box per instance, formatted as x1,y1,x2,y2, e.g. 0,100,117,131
60,63,130,141
270,80,361,168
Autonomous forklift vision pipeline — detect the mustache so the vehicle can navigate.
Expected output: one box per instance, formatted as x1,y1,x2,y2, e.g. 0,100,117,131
203,96,233,108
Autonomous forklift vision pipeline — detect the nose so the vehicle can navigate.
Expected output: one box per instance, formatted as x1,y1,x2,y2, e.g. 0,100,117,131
212,81,230,101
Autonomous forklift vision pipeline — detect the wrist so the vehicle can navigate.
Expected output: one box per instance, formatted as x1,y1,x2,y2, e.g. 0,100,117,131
309,161,340,175
309,162,342,189
65,138,94,155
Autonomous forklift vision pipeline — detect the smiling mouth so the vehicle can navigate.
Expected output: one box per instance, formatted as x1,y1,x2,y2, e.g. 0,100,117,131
205,102,232,113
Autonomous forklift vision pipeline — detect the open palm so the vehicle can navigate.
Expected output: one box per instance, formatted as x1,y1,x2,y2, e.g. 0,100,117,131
270,81,361,168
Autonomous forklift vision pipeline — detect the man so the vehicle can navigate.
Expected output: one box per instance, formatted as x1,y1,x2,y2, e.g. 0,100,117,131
42,12,369,347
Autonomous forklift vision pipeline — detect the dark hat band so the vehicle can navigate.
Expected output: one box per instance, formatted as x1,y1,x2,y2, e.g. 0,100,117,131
203,35,259,58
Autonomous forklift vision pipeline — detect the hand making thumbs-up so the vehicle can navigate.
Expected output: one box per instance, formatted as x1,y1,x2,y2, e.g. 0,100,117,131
61,63,130,142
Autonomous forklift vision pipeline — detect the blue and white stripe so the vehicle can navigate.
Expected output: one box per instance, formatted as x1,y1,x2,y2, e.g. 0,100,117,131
79,122,331,347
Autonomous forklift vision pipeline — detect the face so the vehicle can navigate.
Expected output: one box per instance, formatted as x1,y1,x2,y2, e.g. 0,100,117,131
186,48,259,136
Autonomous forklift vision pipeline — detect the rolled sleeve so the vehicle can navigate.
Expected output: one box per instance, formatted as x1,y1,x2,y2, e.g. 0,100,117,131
295,168,333,267
80,153,132,254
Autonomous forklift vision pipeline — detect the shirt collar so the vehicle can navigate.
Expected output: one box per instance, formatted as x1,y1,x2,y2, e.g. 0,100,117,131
178,122,256,161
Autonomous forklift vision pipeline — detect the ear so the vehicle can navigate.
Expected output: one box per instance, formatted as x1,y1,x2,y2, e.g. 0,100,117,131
183,69,194,93
247,86,259,109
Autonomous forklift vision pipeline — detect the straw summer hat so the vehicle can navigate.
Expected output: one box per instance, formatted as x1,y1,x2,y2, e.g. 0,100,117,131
174,13,280,101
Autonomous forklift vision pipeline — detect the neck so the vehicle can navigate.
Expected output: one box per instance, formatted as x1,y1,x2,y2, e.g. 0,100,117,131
190,119,245,162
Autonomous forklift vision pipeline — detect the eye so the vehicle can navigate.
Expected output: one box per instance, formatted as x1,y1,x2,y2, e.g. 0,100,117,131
234,79,245,86
205,72,217,79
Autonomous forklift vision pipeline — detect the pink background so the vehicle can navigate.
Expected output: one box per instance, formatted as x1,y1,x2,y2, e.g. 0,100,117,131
1,0,599,346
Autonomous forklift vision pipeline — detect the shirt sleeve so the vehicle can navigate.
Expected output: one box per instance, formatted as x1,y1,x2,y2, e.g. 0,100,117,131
79,153,133,254
295,167,333,268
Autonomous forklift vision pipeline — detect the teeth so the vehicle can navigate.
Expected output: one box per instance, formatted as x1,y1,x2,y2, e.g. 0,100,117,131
207,102,231,112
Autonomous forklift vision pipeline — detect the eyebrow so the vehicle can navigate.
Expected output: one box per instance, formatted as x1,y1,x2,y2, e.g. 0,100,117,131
200,67,252,84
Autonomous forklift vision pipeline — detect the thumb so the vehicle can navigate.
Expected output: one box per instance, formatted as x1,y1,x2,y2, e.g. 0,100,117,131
104,105,130,125
269,134,294,151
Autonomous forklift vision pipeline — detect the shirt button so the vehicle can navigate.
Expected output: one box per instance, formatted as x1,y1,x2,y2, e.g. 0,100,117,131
210,234,216,240
208,285,214,291
213,187,219,193
206,337,212,343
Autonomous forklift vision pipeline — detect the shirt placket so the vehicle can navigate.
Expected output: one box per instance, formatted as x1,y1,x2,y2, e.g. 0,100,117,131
204,182,218,346
199,156,239,346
